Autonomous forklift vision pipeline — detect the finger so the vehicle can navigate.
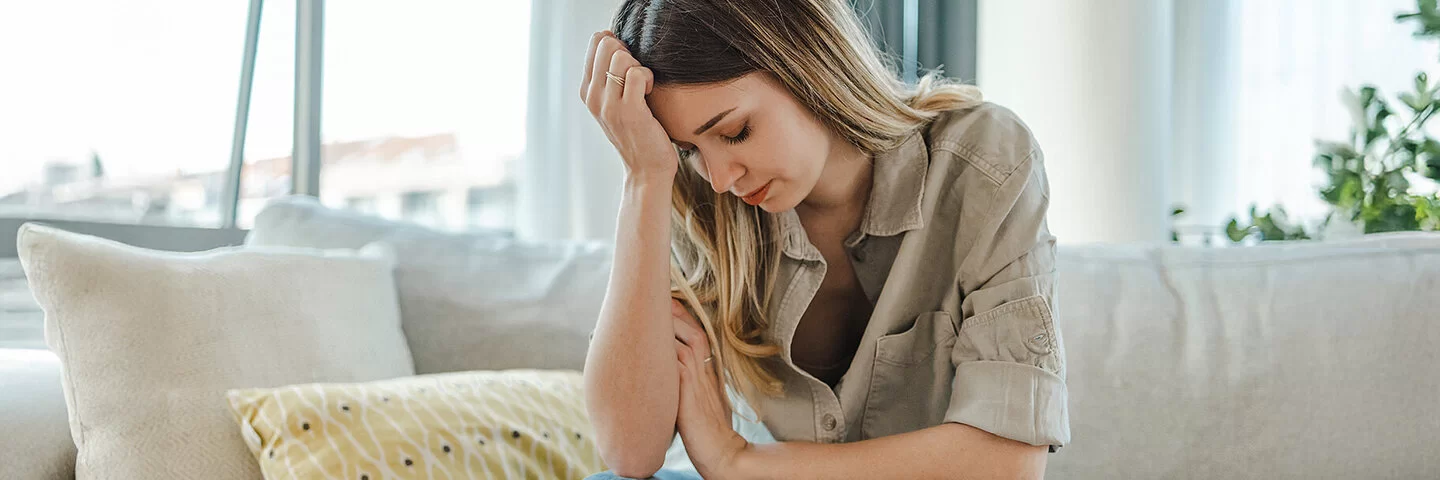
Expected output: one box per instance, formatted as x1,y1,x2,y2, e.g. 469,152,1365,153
675,338,693,381
683,337,710,390
671,307,706,350
580,31,607,102
605,49,640,104
587,36,622,115
624,65,654,100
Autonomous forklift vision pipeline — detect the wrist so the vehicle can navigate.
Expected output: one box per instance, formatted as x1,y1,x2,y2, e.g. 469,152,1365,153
623,167,677,189
723,435,758,480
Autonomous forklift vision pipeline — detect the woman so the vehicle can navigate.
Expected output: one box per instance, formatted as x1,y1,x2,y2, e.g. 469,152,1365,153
581,0,1069,478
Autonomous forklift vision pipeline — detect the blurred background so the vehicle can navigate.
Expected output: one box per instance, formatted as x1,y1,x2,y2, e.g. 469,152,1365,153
2,0,1439,346
4,0,1439,242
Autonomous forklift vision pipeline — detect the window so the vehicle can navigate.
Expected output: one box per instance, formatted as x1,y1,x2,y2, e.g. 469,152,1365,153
346,196,378,215
401,191,442,227
1231,0,1440,220
316,0,530,234
0,1,253,226
467,185,516,230
0,1,297,228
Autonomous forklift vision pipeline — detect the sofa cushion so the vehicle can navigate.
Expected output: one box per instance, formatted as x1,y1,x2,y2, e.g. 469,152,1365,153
17,223,415,480
248,196,612,374
225,369,607,479
0,349,74,480
1049,232,1440,479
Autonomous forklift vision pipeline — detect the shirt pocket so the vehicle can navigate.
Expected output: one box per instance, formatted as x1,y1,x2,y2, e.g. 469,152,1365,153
861,311,959,439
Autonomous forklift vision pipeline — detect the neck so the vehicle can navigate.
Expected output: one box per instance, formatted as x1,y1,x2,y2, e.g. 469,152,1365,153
797,140,872,222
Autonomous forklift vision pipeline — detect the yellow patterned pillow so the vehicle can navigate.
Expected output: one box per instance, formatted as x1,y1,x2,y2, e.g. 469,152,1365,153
225,369,607,479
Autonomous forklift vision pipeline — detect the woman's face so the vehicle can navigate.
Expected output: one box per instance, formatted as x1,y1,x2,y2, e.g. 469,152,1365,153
647,72,835,212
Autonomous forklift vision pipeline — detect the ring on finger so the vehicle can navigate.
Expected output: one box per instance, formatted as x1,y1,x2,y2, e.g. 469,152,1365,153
605,71,626,88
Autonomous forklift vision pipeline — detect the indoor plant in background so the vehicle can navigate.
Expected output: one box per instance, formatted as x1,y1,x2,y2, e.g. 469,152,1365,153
1209,0,1440,244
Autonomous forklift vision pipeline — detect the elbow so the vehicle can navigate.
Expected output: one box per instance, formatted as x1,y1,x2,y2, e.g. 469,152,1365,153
597,441,668,479
584,385,674,478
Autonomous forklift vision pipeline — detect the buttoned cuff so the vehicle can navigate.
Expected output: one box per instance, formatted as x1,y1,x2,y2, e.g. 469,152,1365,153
943,360,1069,452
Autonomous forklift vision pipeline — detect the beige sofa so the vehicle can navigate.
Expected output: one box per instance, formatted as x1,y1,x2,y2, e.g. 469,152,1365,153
4,196,1438,479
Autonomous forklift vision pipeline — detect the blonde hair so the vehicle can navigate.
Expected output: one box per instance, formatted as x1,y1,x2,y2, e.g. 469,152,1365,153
613,0,983,414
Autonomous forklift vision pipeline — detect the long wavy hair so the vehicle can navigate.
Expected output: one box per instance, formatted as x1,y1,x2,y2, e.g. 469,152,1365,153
612,0,982,413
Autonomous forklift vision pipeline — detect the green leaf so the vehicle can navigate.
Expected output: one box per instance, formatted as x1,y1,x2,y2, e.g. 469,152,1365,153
1365,204,1421,233
1315,140,1360,159
1360,86,1378,107
1225,219,1248,243
1361,100,1393,149
1338,175,1363,209
1400,91,1429,112
1383,169,1411,192
1426,140,1440,180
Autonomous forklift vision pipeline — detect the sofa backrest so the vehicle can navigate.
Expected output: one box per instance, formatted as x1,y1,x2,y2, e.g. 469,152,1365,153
250,195,1440,477
248,196,612,375
1048,233,1440,479
0,349,75,480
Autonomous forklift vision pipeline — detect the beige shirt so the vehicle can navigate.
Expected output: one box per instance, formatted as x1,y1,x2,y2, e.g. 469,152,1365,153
610,102,1070,453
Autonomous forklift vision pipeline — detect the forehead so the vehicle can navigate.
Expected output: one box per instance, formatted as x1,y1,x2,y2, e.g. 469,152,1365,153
647,72,781,141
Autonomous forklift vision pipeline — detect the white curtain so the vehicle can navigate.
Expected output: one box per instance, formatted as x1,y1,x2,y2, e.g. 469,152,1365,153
520,0,626,242
979,0,1438,244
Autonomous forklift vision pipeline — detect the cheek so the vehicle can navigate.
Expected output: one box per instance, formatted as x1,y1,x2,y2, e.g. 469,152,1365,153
774,136,826,180
685,155,716,187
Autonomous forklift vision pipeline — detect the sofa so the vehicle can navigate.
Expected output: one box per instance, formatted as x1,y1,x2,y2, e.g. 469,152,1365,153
3,195,1438,479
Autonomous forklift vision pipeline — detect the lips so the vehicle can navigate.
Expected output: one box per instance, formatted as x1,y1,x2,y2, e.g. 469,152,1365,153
740,181,772,206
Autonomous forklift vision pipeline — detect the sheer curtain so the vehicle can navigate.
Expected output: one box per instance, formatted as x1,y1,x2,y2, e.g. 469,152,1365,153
979,0,1438,243
520,0,625,242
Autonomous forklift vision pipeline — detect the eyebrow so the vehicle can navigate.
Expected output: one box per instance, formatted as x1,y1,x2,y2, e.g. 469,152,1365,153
692,107,738,135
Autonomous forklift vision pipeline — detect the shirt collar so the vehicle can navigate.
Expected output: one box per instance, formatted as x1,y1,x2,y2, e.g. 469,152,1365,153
777,131,930,261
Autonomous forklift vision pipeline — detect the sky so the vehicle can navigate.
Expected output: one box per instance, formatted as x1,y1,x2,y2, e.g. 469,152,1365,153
0,0,530,194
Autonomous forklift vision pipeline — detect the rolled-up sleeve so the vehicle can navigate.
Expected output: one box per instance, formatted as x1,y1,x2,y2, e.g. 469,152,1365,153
943,146,1070,453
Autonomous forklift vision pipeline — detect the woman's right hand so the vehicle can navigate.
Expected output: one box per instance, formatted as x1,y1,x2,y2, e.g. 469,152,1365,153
580,31,678,179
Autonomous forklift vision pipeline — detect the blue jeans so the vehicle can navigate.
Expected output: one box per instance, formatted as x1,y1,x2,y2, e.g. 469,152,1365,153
584,469,705,480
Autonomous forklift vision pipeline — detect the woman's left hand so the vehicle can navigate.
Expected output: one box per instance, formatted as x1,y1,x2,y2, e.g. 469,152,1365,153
671,300,750,479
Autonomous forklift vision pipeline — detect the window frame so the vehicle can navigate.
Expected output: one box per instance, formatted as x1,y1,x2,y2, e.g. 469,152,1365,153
0,0,324,255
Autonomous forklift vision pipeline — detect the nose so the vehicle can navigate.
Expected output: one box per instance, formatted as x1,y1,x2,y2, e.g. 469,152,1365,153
704,155,746,195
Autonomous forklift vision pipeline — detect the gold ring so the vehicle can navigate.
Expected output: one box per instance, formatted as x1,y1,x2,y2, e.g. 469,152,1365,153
605,71,626,88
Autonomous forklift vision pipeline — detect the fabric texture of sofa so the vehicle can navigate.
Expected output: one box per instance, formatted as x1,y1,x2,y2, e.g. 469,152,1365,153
4,195,1439,479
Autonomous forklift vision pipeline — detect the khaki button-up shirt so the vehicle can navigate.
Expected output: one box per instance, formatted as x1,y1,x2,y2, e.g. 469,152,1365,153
739,102,1069,453
600,102,1071,453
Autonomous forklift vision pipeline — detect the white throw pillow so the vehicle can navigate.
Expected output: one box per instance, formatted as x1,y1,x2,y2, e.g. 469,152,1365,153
16,223,415,480
248,196,612,374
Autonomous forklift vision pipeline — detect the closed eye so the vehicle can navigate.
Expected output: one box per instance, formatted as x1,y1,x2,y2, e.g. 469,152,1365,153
721,125,751,145
676,144,697,161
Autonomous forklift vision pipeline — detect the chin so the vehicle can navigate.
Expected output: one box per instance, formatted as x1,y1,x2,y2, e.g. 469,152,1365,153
755,188,798,213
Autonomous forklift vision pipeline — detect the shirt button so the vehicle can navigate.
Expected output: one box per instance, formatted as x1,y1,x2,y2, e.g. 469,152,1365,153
822,413,838,431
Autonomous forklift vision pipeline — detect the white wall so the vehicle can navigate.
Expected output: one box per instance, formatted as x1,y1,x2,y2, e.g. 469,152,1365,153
978,0,1175,244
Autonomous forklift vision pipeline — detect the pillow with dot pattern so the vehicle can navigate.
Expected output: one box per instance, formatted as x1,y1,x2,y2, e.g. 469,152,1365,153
225,369,607,479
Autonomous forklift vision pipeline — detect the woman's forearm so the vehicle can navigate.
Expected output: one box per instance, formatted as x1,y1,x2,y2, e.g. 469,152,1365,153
584,170,680,476
732,423,1047,480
